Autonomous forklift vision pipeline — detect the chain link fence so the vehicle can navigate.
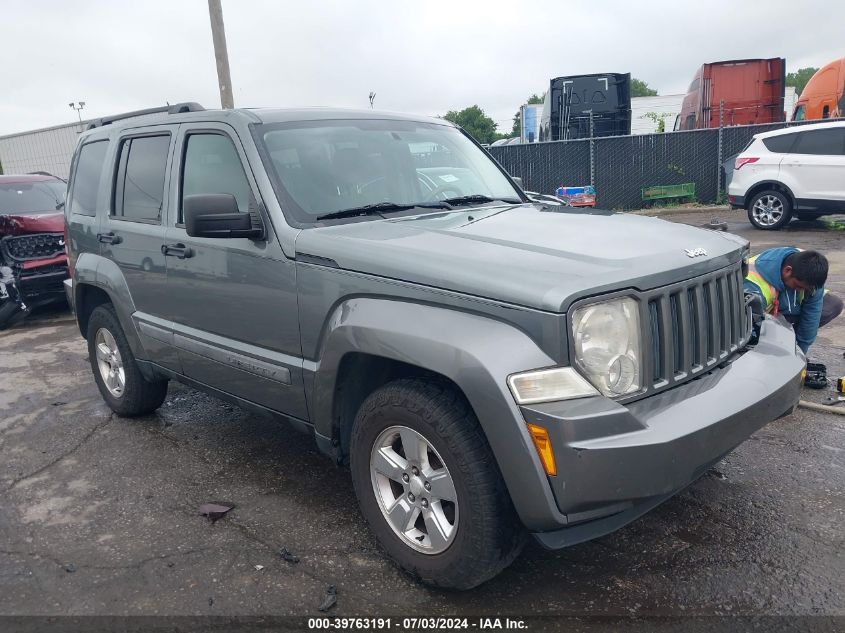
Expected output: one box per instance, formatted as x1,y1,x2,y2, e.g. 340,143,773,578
489,117,844,210
489,139,591,196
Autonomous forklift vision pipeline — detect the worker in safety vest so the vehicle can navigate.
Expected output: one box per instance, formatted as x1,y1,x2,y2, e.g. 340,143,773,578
744,247,842,354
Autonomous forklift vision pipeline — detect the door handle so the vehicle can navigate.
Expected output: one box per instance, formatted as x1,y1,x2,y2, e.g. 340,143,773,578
97,232,122,244
161,243,194,259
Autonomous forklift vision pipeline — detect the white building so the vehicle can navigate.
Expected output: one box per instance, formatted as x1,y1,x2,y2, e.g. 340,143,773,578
630,88,798,133
630,94,685,134
0,120,88,179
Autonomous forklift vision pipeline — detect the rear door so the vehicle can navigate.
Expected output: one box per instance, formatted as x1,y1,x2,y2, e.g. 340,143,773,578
783,128,845,206
66,139,109,270
98,125,181,371
161,123,307,420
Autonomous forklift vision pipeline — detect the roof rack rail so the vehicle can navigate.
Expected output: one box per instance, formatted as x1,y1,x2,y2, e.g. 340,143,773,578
87,102,206,130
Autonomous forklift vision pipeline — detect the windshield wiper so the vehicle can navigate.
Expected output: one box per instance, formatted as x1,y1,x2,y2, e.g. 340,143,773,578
55,201,65,210
315,201,448,221
440,194,522,207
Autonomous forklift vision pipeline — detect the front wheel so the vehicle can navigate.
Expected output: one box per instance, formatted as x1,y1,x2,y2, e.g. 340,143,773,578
350,378,524,590
747,190,792,230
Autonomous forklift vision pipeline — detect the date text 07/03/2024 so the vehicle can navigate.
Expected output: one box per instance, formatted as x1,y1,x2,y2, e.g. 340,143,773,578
307,616,528,630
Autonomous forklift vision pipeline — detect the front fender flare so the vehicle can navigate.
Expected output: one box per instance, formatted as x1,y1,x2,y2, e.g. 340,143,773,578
746,180,797,209
310,297,568,530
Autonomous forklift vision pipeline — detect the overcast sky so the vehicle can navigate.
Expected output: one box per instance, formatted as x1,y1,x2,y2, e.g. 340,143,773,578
1,0,841,136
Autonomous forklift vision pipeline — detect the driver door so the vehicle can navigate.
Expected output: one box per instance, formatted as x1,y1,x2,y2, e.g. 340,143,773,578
161,123,307,420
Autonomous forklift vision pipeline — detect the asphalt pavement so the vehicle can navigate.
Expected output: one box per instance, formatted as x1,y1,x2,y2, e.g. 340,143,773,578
0,209,842,624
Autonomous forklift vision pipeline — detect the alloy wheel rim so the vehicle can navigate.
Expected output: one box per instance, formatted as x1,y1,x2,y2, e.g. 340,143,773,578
369,425,459,554
752,195,783,226
95,328,125,398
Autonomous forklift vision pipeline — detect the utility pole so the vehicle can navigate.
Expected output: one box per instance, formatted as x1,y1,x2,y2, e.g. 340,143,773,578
716,100,724,199
208,0,234,109
588,110,595,187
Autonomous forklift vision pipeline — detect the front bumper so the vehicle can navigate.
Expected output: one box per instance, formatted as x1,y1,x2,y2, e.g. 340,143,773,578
520,316,803,548
18,267,68,303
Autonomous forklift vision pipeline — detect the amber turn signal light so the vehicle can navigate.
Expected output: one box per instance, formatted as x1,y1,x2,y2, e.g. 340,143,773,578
527,424,557,476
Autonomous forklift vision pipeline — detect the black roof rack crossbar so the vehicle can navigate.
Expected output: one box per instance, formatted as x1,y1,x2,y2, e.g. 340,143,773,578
87,102,205,130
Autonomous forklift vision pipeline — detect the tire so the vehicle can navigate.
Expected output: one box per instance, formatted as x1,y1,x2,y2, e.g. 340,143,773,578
747,189,792,230
86,304,168,416
0,301,26,331
350,378,525,590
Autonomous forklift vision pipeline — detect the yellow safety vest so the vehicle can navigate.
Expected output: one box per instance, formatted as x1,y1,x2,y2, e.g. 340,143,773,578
746,254,785,316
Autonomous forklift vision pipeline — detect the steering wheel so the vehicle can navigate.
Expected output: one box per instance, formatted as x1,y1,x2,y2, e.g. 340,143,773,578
423,184,463,201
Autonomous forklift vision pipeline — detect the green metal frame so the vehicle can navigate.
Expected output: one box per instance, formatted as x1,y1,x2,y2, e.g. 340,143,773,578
641,182,696,201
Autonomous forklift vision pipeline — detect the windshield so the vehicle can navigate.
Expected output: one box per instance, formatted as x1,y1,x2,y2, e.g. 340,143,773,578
0,181,66,215
255,119,522,224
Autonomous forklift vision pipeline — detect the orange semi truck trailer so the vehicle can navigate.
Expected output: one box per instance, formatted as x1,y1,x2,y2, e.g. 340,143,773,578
674,58,786,130
793,57,845,121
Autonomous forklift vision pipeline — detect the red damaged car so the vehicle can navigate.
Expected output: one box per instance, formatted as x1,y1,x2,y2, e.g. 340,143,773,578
0,174,69,329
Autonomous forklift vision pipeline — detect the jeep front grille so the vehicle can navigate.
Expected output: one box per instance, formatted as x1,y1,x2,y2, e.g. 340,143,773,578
1,233,65,262
644,264,749,392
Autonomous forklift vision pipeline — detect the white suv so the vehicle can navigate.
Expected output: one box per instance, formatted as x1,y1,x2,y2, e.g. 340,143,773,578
728,121,845,230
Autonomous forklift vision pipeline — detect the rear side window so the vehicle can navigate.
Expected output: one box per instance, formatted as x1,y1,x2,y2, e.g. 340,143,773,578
69,141,108,216
113,135,170,222
762,133,798,153
180,133,250,222
791,128,845,156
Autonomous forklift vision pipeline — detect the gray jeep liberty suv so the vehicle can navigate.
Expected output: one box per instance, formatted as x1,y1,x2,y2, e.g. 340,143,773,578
64,103,805,589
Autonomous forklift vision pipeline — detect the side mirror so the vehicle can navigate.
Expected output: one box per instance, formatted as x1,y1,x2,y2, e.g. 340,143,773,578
511,176,524,189
183,193,262,239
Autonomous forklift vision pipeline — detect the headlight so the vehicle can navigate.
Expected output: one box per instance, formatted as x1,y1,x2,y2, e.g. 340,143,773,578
571,296,642,397
507,367,598,405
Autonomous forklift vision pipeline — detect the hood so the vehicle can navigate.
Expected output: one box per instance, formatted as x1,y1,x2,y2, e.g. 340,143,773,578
0,212,65,237
295,204,748,313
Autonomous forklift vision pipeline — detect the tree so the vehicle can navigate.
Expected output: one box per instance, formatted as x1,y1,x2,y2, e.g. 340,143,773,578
641,111,674,133
442,105,501,144
786,67,818,96
630,78,658,98
511,93,544,138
